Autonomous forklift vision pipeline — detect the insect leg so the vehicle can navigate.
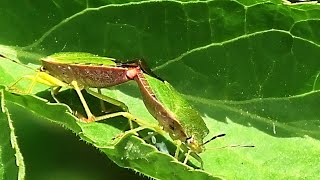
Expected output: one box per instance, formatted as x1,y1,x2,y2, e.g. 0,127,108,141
85,88,129,112
26,71,41,93
8,76,29,93
174,141,204,169
9,69,69,92
97,88,107,112
95,112,152,128
183,150,191,164
8,73,40,94
189,151,204,169
50,86,62,103
174,140,182,159
112,126,146,143
85,88,133,127
71,81,95,122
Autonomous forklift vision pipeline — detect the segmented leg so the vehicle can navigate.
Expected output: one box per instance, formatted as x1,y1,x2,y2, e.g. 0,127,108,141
90,111,165,144
50,86,62,103
9,74,39,94
9,71,68,94
174,141,204,169
190,152,204,169
85,88,129,112
174,140,182,159
71,80,95,122
112,126,146,144
27,72,40,93
94,112,159,130
85,88,133,127
183,150,191,164
97,88,107,112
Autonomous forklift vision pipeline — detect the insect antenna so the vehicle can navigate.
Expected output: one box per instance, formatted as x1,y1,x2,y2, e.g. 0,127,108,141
203,133,255,149
0,53,39,71
202,133,226,145
213,145,255,149
205,144,255,151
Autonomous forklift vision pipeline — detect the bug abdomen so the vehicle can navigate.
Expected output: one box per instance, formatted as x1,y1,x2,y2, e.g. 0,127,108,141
134,70,187,141
42,61,131,88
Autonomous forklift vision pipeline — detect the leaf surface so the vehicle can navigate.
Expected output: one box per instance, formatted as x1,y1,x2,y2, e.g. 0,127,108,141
0,89,25,180
1,0,320,179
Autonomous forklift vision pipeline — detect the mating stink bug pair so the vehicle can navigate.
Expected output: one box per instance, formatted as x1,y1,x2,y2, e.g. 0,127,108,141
4,52,242,168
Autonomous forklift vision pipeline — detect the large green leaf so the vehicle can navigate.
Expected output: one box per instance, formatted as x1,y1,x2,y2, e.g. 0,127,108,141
0,89,25,180
1,0,320,179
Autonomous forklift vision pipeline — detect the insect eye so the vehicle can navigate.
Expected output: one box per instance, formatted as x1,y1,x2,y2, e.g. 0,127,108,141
186,136,194,144
40,66,46,72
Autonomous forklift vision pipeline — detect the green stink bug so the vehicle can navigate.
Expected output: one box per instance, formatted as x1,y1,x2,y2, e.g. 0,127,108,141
10,52,141,122
133,68,216,167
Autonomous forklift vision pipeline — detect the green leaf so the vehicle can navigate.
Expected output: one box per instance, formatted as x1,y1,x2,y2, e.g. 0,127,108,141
1,0,320,179
0,89,25,180
1,87,221,179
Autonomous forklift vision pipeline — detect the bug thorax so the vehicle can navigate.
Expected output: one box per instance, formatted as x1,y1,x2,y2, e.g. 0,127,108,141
186,135,204,153
126,66,140,79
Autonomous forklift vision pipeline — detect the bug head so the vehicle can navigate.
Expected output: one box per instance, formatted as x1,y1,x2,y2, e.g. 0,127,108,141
186,135,204,153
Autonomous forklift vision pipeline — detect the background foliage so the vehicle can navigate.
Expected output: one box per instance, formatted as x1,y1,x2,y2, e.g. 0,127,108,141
1,0,320,179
